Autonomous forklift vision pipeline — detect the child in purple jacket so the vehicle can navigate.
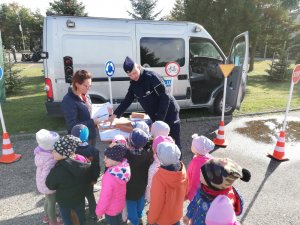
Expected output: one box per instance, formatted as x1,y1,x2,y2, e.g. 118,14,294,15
96,144,131,225
34,129,62,225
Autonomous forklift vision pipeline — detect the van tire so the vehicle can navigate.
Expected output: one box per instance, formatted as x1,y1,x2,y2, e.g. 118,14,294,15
214,93,235,115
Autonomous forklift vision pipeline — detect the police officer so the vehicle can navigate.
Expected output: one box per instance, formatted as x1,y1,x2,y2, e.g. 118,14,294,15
108,56,182,151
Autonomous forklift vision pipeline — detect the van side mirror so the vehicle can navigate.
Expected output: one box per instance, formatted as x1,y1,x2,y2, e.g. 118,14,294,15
40,52,48,59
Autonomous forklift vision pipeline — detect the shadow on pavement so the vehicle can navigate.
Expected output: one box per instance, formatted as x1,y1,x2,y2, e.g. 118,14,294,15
240,159,281,223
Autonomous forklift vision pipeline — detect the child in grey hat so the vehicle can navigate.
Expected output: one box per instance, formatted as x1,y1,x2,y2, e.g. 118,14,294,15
147,142,188,225
46,135,91,225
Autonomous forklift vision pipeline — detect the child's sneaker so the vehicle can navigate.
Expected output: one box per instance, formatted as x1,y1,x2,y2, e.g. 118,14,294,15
42,215,49,224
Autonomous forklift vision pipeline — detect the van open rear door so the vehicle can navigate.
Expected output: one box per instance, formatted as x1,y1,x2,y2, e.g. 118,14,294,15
226,31,249,110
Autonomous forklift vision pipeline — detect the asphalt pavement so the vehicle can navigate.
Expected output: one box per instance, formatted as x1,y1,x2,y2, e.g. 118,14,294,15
0,111,300,225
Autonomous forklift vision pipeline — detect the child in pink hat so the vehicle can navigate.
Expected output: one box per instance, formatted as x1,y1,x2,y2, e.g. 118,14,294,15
145,135,174,202
205,195,240,225
186,134,214,201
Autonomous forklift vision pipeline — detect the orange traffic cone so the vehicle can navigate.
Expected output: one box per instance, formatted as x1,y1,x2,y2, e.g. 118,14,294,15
267,130,289,161
0,132,21,164
213,120,228,147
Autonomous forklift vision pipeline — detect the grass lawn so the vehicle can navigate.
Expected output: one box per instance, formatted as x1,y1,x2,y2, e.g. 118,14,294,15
1,63,65,134
1,61,300,135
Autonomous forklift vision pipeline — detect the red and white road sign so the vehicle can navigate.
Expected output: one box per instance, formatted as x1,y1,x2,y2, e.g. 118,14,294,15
165,61,180,77
292,64,300,84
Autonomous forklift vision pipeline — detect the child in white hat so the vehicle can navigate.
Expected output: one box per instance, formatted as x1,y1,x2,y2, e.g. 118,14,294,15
34,129,61,225
150,121,170,139
186,134,215,201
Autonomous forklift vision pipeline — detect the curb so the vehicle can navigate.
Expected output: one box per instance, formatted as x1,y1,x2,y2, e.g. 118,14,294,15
5,108,300,139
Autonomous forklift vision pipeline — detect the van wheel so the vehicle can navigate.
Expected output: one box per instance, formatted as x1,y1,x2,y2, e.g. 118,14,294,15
214,94,234,115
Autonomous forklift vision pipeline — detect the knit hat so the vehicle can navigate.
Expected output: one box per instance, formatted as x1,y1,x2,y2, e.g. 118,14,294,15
156,142,181,166
205,195,238,225
134,121,150,136
36,129,60,151
201,158,251,190
152,135,174,153
191,134,215,155
150,121,170,138
71,124,89,142
129,128,149,149
104,144,128,162
54,135,82,158
112,134,127,146
123,56,135,73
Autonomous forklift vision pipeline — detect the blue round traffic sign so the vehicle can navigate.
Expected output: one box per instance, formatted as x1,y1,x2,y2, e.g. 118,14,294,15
105,61,115,77
0,67,3,80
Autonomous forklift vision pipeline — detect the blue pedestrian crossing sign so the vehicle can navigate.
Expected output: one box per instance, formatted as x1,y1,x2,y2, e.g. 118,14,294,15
105,61,115,77
0,67,3,80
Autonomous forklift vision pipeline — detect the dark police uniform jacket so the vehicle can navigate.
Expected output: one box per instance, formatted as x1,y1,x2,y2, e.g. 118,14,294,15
114,69,180,124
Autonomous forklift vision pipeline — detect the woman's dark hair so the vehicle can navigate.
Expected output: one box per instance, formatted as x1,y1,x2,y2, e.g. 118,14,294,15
72,70,92,91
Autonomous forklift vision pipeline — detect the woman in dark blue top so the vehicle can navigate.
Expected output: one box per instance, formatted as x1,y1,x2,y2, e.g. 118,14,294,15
62,70,101,146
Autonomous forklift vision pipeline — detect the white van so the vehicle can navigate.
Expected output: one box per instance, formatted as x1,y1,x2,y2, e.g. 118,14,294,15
42,16,249,116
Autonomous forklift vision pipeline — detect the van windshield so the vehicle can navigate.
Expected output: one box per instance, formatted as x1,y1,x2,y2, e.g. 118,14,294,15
189,38,223,61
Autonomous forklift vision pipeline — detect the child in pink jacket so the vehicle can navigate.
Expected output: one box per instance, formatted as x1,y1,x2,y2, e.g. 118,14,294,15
186,134,215,201
34,129,61,225
96,144,131,225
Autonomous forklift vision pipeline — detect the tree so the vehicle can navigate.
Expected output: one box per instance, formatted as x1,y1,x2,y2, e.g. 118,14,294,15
0,3,43,51
266,48,290,81
168,0,300,71
127,0,162,20
169,0,186,21
46,0,87,16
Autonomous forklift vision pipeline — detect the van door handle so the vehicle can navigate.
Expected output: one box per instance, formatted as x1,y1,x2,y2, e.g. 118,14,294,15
177,74,188,80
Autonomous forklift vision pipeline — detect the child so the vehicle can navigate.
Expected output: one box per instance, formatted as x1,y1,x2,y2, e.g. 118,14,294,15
34,129,62,225
183,158,251,225
95,144,131,225
147,142,188,225
186,134,215,201
145,135,174,203
126,128,153,225
205,195,240,225
46,135,91,225
71,124,101,220
150,121,170,139
112,134,127,146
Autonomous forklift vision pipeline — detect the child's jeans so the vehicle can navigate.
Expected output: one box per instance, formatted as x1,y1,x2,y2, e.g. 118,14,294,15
59,204,85,225
44,193,56,221
126,195,145,225
105,213,122,225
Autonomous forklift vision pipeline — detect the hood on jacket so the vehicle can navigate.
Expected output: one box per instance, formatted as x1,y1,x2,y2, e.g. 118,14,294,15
59,155,91,177
156,162,187,189
108,159,131,183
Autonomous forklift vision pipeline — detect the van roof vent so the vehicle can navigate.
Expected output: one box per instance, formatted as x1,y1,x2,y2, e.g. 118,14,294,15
66,19,75,28
194,25,202,32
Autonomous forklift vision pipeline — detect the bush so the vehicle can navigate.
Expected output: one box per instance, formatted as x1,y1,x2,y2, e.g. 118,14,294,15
266,49,290,81
4,61,24,94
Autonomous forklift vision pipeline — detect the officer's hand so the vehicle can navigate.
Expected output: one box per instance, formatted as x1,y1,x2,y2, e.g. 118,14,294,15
107,114,116,128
